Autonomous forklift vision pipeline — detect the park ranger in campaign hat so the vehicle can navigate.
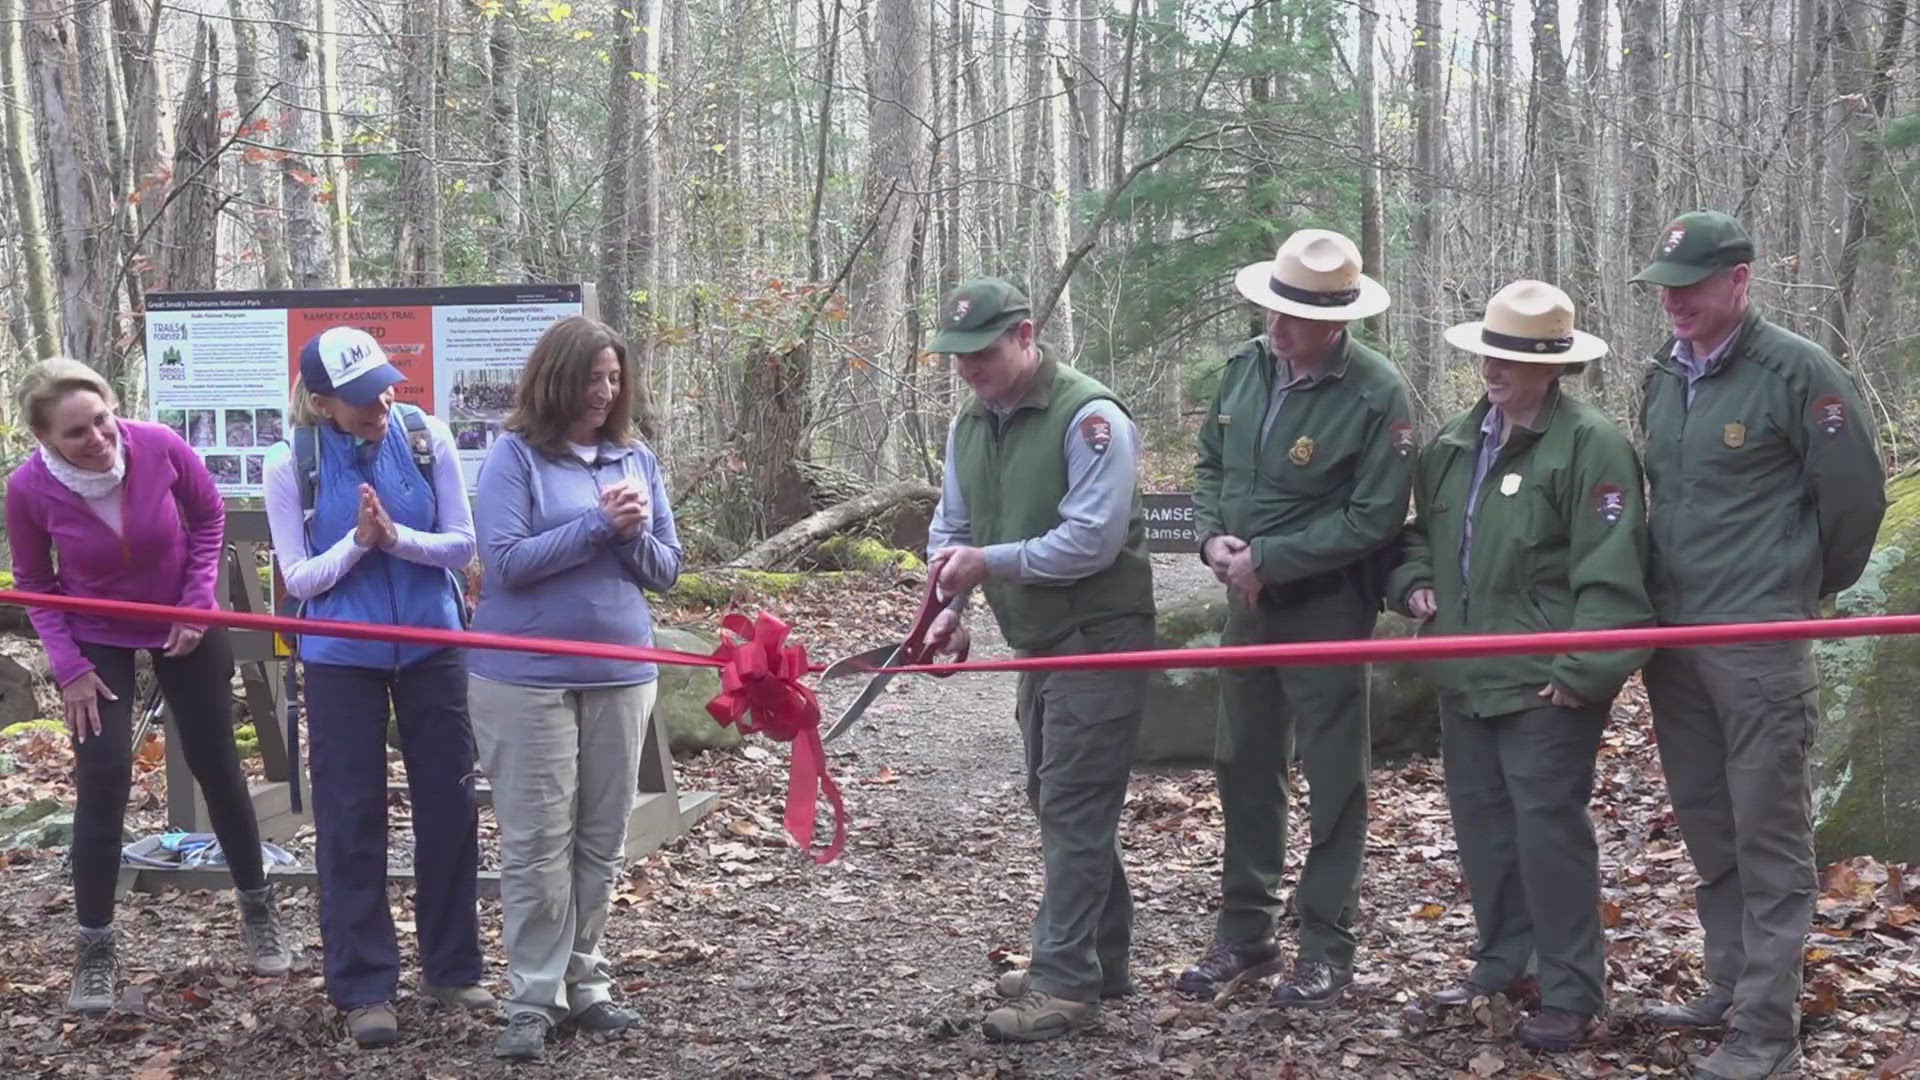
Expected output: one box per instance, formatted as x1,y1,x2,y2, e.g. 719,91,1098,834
1391,279,1651,1052
920,276,1156,1043
1181,228,1414,1008
1630,211,1886,1080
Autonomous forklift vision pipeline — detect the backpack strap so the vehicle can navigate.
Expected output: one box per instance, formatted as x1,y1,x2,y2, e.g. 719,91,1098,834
401,405,435,488
292,424,320,525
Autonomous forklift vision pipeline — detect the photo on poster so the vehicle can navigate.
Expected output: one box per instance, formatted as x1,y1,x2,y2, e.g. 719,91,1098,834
450,369,518,420
452,421,489,451
186,410,218,448
158,409,186,439
245,455,264,486
206,454,242,485
255,408,285,444
225,409,257,448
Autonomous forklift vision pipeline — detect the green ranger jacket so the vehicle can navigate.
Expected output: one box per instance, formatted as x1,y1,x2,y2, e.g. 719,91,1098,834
951,357,1155,651
1195,334,1416,592
1637,308,1887,624
1387,387,1655,717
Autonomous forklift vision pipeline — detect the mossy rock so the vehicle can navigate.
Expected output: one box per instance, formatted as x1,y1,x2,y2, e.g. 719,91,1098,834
659,570,818,609
809,536,925,575
1811,466,1920,863
652,625,742,753
1137,590,1438,766
1,718,64,739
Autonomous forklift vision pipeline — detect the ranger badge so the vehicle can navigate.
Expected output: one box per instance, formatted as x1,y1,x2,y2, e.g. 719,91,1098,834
1289,435,1315,466
1723,422,1746,449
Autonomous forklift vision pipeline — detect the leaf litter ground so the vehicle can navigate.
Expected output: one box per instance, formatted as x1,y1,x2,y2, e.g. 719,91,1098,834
1,556,1916,1078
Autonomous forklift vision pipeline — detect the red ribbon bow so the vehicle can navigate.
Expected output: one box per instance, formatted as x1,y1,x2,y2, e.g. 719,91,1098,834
705,612,846,863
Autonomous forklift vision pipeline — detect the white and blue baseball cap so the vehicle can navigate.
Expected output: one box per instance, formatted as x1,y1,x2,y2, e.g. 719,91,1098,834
300,326,404,406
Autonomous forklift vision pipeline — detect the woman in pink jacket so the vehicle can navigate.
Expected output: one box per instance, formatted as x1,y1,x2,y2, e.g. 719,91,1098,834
5,359,292,1016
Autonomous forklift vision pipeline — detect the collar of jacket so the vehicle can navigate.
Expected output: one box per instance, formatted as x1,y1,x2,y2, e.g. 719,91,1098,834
1650,305,1766,379
964,344,1059,418
1256,332,1353,391
1436,381,1566,454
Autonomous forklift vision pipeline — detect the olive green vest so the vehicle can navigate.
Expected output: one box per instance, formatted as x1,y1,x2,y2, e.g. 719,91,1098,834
951,355,1155,651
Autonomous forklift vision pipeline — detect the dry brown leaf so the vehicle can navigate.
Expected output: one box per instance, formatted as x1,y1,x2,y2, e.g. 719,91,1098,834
1415,902,1446,919
1600,900,1623,929
1468,1046,1505,1076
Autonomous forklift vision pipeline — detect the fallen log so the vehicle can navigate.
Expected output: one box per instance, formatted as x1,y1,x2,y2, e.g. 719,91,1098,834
725,479,938,571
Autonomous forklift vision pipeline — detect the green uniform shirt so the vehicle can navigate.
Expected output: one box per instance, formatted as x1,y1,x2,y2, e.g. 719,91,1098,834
1637,308,1887,624
950,357,1155,650
1388,387,1655,716
1195,333,1416,587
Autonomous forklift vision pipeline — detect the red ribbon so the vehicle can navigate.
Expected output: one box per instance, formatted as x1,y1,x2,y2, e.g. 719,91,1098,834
705,613,845,863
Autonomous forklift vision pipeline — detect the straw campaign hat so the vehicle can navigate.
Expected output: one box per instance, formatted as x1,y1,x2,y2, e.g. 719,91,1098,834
1443,279,1609,365
1233,229,1390,321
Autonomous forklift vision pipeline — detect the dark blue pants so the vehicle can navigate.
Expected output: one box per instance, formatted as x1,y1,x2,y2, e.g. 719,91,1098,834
304,649,483,1009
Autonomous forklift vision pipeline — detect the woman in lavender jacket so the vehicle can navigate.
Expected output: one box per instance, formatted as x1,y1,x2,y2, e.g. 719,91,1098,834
468,316,682,1062
5,359,290,1017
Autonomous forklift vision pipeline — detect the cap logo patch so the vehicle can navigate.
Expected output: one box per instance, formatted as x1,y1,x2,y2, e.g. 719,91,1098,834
952,299,972,323
1813,394,1847,436
1662,226,1686,254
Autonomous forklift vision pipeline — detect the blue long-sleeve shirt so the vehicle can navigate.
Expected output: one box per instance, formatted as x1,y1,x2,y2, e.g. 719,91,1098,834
467,430,683,687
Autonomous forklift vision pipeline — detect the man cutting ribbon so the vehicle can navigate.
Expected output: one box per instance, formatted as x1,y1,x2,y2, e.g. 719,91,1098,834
918,277,1156,1043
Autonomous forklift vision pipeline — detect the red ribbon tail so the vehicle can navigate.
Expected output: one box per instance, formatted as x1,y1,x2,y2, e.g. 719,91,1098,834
782,727,845,864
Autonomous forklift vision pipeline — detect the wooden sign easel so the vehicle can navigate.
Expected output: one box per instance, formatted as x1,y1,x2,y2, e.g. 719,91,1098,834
123,508,717,898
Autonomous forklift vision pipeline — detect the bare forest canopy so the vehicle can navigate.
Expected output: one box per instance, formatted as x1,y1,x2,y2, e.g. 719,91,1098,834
3,0,1918,556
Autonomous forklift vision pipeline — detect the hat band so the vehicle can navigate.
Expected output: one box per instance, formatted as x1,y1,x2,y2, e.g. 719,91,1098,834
1480,327,1574,354
1269,277,1360,308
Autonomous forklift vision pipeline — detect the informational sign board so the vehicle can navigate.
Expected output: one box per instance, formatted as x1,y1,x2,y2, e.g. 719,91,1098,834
144,284,593,495
1142,492,1200,554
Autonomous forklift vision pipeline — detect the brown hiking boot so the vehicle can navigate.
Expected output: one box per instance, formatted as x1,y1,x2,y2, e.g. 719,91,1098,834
1173,940,1283,999
1645,986,1733,1029
346,1002,399,1047
1429,976,1539,1010
1518,1008,1595,1052
995,968,1134,1000
981,992,1097,1043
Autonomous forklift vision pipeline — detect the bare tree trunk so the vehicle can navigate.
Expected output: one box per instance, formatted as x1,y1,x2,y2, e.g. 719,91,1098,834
1023,1,1072,352
486,7,525,281
1409,0,1443,412
599,6,636,339
1619,0,1662,356
1825,0,1907,359
804,0,841,282
314,0,352,285
1528,0,1569,281
1357,1,1385,344
393,0,444,285
846,0,930,475
155,22,220,293
1782,0,1819,312
26,0,112,366
1572,0,1608,388
0,0,60,356
272,0,333,287
628,0,660,386
226,0,287,290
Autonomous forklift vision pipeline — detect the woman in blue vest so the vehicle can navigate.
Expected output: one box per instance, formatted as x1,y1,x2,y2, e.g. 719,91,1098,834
263,326,492,1047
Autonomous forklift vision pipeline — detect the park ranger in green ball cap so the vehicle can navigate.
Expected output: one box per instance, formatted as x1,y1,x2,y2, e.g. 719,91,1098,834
1631,211,1887,1080
919,276,1156,1043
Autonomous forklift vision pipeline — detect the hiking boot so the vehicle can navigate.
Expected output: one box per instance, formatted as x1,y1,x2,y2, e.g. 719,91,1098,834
1429,976,1538,1010
421,980,497,1013
67,928,117,1017
236,883,293,977
995,968,1135,1000
496,1011,553,1061
571,1001,638,1032
982,991,1098,1043
1645,986,1734,1029
1518,1008,1595,1052
1268,959,1353,1009
1173,940,1283,999
1695,1030,1804,1080
346,1002,399,1047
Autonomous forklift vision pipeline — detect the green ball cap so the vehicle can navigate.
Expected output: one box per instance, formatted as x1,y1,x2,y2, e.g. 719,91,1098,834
1630,211,1756,287
928,278,1032,354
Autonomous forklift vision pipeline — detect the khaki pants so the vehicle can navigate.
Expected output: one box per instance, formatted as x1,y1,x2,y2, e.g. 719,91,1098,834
1645,641,1819,1040
1014,614,1153,1002
470,676,658,1022
1214,588,1375,969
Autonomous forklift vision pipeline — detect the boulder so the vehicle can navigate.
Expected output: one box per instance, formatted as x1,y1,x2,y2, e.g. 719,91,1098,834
0,797,74,851
1136,589,1439,766
652,625,742,754
0,655,38,731
1811,467,1920,864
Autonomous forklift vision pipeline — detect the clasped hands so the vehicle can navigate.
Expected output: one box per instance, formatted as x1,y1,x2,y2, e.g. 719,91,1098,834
599,478,650,540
